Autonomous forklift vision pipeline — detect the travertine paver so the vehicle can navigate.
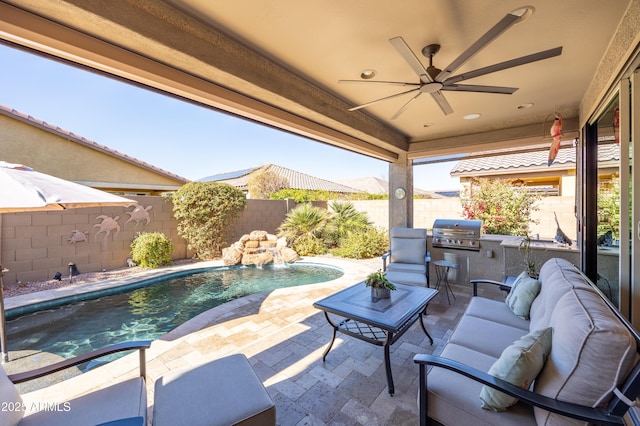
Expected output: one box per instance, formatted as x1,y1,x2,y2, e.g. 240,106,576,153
10,256,504,425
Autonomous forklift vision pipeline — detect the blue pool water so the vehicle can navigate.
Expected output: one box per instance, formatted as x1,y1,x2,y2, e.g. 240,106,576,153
5,263,343,363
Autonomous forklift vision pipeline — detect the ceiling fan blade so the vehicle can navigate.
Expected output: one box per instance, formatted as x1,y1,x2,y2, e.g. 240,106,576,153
389,36,432,83
338,79,421,87
441,84,517,94
430,91,454,115
348,88,420,111
435,12,520,82
391,92,423,120
444,47,563,84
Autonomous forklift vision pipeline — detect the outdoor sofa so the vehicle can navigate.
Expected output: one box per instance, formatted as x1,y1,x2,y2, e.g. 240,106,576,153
1,341,150,426
414,257,640,425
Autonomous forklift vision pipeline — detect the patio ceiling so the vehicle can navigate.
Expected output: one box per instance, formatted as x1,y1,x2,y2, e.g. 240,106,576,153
0,0,632,164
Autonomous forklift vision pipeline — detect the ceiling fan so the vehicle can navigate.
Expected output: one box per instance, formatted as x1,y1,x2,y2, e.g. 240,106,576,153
339,9,563,119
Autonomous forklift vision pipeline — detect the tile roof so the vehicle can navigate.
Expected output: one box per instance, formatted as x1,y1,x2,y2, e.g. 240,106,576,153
0,103,189,183
451,143,620,176
199,164,362,193
335,176,445,198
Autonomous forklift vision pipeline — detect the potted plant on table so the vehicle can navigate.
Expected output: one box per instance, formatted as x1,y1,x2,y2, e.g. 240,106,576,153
365,269,397,299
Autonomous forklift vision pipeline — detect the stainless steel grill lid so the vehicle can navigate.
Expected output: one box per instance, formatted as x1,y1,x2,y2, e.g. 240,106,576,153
432,219,483,250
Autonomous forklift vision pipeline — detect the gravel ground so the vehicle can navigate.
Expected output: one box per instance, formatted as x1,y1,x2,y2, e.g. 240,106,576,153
3,258,201,299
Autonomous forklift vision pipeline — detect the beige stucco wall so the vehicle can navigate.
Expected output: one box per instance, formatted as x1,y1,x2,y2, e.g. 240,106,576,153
0,195,188,285
0,115,185,190
351,197,578,241
0,198,323,285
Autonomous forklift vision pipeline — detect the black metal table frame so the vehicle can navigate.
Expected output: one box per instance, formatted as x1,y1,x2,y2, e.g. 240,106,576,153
319,302,433,396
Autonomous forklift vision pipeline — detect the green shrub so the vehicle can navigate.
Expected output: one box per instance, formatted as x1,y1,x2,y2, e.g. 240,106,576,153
331,227,389,259
130,232,173,268
171,182,247,259
292,235,327,256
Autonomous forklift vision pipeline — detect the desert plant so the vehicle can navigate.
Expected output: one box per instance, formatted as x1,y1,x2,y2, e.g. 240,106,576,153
130,232,173,268
171,181,246,259
461,178,540,236
518,235,538,277
323,200,371,247
277,203,328,241
247,169,289,199
330,227,388,259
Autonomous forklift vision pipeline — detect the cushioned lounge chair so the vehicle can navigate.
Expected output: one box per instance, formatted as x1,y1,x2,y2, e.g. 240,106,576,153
382,227,430,287
1,341,150,426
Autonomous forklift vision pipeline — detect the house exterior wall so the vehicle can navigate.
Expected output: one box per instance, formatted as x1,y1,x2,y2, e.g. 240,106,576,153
0,114,184,190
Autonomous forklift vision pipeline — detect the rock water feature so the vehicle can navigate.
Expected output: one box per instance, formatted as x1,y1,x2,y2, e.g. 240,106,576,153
222,230,299,267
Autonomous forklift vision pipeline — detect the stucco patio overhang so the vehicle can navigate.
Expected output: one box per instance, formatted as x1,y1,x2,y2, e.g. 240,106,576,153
0,0,639,225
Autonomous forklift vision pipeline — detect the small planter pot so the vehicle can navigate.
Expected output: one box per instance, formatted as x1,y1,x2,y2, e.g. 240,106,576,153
371,287,391,299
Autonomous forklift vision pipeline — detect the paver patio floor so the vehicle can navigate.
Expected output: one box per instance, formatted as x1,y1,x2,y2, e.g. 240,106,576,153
9,256,504,425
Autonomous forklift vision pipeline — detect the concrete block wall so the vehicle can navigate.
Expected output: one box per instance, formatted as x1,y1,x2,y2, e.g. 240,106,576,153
0,195,579,285
0,198,327,285
0,196,189,285
350,196,578,240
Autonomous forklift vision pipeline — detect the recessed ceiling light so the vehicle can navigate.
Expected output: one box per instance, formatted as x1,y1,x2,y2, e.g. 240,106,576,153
511,6,535,23
360,69,376,79
423,122,435,128
463,113,481,120
517,103,534,109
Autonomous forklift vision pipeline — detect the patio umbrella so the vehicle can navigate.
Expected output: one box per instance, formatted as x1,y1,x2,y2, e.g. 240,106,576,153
0,161,136,362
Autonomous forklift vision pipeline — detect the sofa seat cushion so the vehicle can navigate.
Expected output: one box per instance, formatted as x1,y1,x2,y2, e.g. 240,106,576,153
534,289,637,425
449,315,529,359
386,262,426,274
386,270,427,287
426,343,537,426
20,377,146,426
480,328,552,411
464,297,530,331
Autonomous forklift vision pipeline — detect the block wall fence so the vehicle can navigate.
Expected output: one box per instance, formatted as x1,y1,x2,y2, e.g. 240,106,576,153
0,195,575,285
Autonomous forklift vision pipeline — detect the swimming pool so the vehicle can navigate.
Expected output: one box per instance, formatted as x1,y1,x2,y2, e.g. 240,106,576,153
5,263,343,364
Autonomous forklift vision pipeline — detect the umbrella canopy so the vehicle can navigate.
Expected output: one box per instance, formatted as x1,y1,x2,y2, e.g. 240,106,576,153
0,161,135,212
0,161,135,362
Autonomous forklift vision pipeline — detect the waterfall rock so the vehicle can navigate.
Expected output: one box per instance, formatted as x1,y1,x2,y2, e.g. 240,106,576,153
223,230,299,266
222,245,243,266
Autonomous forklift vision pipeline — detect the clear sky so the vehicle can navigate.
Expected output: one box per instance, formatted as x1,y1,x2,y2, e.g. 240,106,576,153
0,44,460,191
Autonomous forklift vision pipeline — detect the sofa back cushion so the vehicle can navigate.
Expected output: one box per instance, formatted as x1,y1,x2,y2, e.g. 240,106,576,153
0,367,24,426
529,258,595,331
533,288,637,425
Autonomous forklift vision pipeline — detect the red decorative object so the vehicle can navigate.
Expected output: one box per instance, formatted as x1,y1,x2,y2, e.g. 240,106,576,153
613,107,620,144
548,114,563,166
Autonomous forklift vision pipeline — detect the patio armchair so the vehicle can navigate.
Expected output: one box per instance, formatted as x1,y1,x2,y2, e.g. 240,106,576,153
1,340,151,426
382,227,430,287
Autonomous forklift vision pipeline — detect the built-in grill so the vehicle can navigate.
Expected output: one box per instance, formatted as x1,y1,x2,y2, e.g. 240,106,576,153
432,219,483,251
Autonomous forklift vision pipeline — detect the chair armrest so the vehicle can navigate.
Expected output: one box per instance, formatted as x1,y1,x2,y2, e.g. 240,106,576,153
8,340,152,384
381,251,391,271
413,354,624,425
470,279,512,296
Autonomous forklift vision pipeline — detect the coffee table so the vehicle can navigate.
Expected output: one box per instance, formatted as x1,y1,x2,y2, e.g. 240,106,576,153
313,282,437,395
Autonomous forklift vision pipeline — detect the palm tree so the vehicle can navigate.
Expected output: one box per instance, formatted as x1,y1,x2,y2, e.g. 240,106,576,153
277,203,328,242
324,201,371,247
